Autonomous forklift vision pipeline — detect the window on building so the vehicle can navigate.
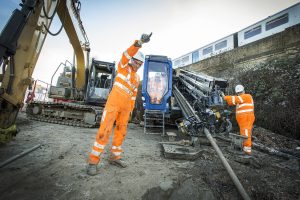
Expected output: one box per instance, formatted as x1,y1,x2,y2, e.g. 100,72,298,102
266,13,289,31
192,51,199,63
244,25,262,39
182,56,189,63
203,46,213,55
215,40,227,50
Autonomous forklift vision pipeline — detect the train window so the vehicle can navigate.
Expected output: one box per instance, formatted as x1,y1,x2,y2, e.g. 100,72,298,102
174,60,181,66
244,25,262,39
182,56,189,63
215,40,227,50
203,46,213,55
192,51,199,63
266,13,289,31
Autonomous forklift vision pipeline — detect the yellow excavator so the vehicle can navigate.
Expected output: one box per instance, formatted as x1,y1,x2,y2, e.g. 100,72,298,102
0,0,114,142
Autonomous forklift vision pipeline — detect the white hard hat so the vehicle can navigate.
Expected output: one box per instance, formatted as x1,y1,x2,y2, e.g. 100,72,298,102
235,85,244,93
132,51,145,62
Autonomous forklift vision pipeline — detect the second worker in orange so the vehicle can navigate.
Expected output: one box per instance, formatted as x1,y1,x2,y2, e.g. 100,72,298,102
222,84,255,156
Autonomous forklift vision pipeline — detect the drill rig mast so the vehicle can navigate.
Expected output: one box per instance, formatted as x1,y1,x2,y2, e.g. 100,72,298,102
173,69,232,136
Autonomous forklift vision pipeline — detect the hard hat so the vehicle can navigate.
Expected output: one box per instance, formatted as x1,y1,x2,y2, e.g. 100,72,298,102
132,51,145,62
235,85,244,93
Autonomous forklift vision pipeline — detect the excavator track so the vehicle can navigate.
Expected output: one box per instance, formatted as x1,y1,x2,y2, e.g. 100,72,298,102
26,101,103,128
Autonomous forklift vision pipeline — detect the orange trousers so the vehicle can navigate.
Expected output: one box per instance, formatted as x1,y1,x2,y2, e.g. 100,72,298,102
88,87,131,165
236,113,255,154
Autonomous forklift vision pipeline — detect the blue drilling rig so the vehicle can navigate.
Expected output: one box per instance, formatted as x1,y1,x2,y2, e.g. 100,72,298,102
142,55,173,135
142,55,173,111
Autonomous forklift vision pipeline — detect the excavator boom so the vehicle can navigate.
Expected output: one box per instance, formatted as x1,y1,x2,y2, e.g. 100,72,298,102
0,0,89,130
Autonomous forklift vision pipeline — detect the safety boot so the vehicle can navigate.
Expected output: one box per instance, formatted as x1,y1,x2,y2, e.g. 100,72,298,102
242,151,252,158
109,158,127,168
86,164,100,176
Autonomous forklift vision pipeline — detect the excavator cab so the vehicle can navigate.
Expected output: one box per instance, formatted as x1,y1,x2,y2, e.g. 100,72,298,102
26,59,115,128
48,61,74,101
85,59,115,106
47,59,115,105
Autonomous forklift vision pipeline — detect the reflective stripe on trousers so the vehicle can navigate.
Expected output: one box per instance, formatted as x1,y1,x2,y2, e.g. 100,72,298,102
88,87,131,165
110,146,123,160
243,146,251,153
236,113,255,154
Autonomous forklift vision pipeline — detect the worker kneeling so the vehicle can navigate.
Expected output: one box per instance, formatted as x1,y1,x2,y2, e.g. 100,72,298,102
222,85,255,155
86,33,152,176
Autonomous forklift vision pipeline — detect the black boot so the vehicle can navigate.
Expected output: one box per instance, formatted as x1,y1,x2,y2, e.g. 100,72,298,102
109,158,127,168
86,164,100,176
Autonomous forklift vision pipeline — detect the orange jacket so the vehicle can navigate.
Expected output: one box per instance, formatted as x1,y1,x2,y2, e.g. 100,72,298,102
114,40,141,110
224,93,254,115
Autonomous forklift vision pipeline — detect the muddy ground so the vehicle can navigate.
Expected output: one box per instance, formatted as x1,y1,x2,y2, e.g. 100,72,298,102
0,113,299,200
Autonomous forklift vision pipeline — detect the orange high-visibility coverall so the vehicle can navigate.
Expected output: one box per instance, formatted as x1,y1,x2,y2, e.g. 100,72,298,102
224,94,255,154
88,41,140,165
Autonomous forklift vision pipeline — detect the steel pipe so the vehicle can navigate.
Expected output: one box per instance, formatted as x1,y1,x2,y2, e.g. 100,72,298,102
0,144,41,168
204,128,251,200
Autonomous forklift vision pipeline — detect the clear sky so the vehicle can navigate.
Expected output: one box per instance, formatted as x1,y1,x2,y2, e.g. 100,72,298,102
1,0,300,83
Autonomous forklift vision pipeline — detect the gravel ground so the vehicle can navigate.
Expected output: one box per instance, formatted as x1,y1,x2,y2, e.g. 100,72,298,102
0,113,299,200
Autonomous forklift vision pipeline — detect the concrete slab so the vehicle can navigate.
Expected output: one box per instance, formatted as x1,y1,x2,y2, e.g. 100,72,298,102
166,132,177,141
162,144,201,160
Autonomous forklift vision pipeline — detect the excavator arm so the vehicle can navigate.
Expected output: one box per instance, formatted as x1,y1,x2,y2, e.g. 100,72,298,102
0,0,89,130
56,0,90,90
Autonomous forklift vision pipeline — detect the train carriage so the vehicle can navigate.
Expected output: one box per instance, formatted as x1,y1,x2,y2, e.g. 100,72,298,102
172,2,300,69
238,3,300,46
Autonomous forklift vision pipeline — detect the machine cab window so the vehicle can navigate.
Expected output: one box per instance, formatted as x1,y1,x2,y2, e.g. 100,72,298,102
142,55,172,112
146,62,169,104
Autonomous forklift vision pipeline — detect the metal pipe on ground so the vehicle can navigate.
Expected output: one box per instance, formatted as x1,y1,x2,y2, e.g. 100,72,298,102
204,128,251,200
0,144,41,168
252,142,300,160
215,135,300,160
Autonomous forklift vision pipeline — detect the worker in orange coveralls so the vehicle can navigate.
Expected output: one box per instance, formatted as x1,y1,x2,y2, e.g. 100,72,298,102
87,33,152,176
221,85,255,155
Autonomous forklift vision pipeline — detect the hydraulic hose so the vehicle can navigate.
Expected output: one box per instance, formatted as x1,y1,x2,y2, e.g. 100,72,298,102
42,0,59,19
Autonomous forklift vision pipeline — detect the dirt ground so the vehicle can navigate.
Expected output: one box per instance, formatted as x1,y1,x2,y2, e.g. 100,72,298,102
0,113,299,200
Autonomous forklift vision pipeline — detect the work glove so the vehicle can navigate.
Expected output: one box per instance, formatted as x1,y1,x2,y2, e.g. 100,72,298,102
141,32,152,43
136,32,152,46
